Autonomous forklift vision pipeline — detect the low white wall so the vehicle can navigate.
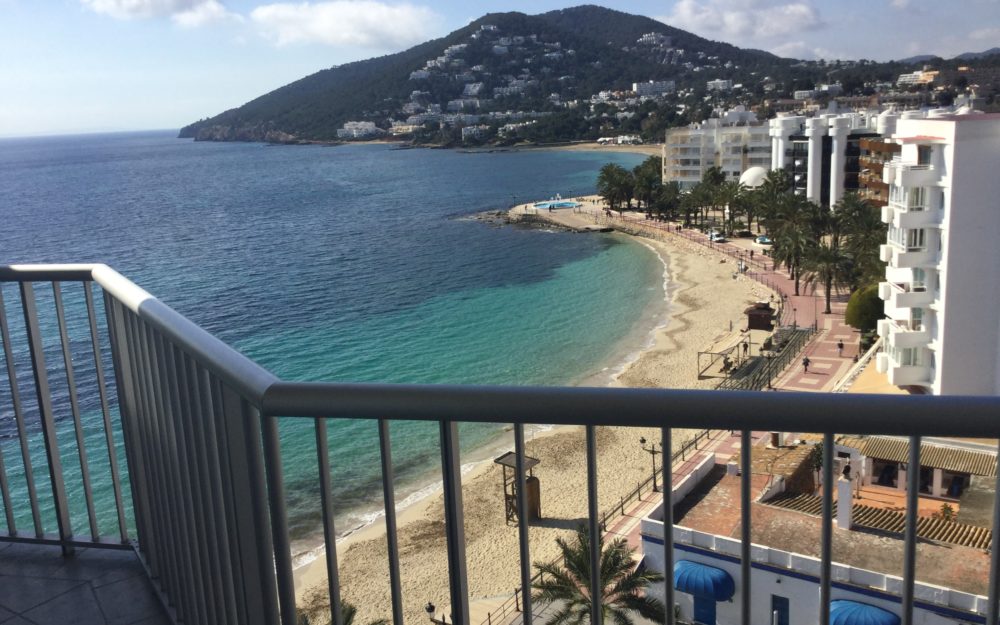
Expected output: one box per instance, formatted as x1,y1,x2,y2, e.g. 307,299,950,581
639,519,988,625
672,453,716,502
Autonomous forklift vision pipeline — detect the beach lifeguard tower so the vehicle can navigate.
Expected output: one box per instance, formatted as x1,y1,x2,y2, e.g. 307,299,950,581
493,451,541,525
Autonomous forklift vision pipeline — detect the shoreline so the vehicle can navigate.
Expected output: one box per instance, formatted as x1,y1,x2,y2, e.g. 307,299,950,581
295,198,775,624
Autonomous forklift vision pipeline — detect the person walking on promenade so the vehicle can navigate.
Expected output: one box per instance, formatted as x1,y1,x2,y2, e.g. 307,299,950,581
802,356,811,373
837,340,845,357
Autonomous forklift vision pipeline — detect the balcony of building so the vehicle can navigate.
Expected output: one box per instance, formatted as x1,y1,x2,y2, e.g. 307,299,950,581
875,351,933,388
1,264,998,625
879,243,935,269
881,203,940,230
877,318,930,349
884,158,941,188
879,281,933,318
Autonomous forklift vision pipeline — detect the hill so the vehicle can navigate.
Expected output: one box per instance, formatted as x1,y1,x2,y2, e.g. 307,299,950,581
178,5,790,143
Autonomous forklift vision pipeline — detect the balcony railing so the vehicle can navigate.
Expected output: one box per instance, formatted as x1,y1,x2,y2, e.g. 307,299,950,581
2,265,1000,625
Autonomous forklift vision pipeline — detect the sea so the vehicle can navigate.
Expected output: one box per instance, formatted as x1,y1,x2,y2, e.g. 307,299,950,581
0,130,665,560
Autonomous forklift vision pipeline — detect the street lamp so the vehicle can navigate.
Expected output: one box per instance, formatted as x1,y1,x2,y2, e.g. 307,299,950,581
792,307,797,329
639,437,661,492
425,602,448,625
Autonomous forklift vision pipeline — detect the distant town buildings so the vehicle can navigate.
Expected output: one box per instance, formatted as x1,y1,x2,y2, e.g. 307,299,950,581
876,111,1000,395
707,79,734,92
632,80,676,97
336,121,384,139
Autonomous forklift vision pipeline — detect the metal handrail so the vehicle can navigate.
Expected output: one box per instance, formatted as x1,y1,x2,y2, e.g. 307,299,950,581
4,265,1000,625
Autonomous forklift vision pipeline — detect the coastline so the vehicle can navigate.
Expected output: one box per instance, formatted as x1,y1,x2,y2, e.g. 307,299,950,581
295,200,774,623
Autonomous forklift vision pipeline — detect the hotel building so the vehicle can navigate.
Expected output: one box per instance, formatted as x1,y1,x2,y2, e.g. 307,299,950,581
663,116,771,189
875,112,1000,394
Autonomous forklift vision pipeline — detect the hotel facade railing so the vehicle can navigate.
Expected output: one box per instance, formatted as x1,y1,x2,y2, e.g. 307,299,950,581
2,264,1000,625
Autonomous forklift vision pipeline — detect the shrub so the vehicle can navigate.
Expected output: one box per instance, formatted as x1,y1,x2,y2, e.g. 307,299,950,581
845,284,883,332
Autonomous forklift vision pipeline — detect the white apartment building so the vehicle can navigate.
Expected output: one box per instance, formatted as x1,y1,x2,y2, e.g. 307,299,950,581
663,117,770,189
770,111,888,207
707,79,733,91
875,112,1000,395
633,80,676,97
335,121,384,139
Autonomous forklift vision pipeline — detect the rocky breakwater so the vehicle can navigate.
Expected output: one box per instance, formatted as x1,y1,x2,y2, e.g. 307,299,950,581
178,122,303,144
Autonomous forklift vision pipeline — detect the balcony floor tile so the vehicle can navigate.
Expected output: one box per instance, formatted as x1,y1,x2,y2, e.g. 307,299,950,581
0,543,171,625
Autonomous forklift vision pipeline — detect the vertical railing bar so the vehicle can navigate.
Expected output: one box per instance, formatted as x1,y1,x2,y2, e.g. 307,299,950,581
316,418,344,625
142,324,193,619
662,426,674,625
196,367,240,625
440,420,470,625
740,429,751,625
129,313,183,613
1,286,44,537
166,343,215,625
586,425,602,625
513,423,532,625
0,441,14,534
262,413,297,625
86,284,128,542
135,318,187,614
214,379,253,625
184,358,231,625
243,401,283,625
379,418,405,625
901,435,920,625
52,282,100,540
820,432,834,625
987,439,1000,625
105,295,155,568
20,281,74,553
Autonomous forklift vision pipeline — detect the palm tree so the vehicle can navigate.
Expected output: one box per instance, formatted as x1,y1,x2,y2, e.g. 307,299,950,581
835,193,887,288
633,157,663,216
802,240,853,314
532,524,665,625
767,195,820,295
597,163,630,215
715,180,744,235
297,593,387,625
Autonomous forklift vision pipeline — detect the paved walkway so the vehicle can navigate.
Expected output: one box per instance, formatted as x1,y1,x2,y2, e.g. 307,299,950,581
574,207,862,393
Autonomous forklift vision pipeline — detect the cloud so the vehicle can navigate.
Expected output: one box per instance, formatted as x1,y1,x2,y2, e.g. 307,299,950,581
81,0,238,25
250,1,442,48
771,40,845,60
660,0,825,41
889,0,910,9
969,26,1000,40
172,0,242,27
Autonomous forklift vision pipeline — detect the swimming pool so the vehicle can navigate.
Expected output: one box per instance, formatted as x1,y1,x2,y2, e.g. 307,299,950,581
534,200,582,209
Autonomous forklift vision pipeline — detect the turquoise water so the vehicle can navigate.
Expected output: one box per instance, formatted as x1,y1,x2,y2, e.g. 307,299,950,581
0,132,663,550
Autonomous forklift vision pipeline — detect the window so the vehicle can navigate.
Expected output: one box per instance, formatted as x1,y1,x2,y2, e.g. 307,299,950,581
906,228,926,251
911,308,924,331
909,187,926,210
772,595,790,625
918,145,932,166
912,268,926,291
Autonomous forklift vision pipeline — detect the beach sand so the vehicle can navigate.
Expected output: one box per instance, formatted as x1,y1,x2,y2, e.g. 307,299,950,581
295,203,772,624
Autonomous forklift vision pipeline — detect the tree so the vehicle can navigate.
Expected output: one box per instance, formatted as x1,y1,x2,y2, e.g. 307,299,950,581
715,180,744,235
835,193,887,289
653,180,681,221
845,284,883,332
533,525,665,625
597,163,631,215
633,156,663,216
768,195,820,295
802,240,853,314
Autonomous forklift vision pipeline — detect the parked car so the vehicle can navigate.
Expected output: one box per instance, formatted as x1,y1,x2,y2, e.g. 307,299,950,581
755,235,772,245
709,232,727,243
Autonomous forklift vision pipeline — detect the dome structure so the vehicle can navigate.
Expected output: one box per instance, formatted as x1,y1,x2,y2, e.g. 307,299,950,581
739,166,768,189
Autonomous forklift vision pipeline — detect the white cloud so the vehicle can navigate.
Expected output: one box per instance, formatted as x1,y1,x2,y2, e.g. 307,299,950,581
82,0,238,25
969,26,1000,40
660,0,825,41
172,0,242,27
771,40,845,60
889,0,910,9
250,1,442,48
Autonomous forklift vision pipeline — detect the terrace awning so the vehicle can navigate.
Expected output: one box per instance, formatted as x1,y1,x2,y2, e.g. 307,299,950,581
830,600,900,625
673,560,735,601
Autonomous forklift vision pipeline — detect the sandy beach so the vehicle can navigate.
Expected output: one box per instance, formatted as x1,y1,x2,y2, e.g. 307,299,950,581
526,141,664,157
295,200,772,624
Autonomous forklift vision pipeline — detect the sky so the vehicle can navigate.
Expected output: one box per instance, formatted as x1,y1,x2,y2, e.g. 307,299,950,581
1,0,998,137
